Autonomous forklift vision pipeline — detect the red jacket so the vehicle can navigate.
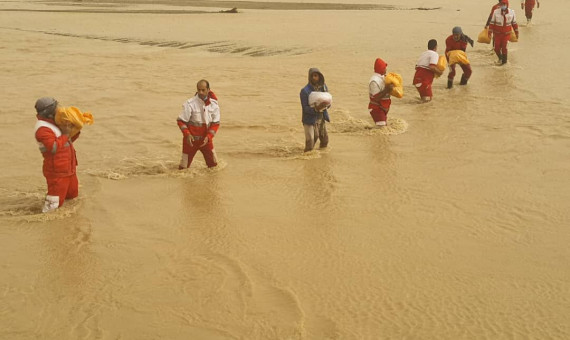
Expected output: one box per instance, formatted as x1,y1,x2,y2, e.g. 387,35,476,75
489,7,519,35
486,1,510,26
445,35,468,56
35,116,79,178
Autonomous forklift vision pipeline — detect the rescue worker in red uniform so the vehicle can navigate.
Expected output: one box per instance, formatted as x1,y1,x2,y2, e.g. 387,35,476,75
177,79,220,169
413,39,443,102
445,26,474,89
368,58,394,128
489,0,519,65
485,0,510,50
34,97,80,213
521,0,540,25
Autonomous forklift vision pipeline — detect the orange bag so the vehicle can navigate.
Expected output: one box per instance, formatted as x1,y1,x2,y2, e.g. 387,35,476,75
478,28,491,44
385,72,404,98
435,55,447,78
447,50,470,65
55,106,94,137
509,28,518,42
436,55,447,71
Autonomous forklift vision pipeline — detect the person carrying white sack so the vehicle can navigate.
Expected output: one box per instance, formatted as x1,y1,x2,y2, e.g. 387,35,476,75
300,68,331,152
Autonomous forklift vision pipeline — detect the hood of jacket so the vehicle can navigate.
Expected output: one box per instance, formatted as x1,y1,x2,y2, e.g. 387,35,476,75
374,58,387,75
308,67,325,87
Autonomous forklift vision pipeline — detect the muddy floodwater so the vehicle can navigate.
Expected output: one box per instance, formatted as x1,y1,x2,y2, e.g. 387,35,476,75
1,0,569,338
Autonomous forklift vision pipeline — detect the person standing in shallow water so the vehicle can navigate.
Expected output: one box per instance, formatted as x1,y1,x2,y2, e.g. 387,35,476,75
445,26,474,89
300,68,330,152
485,0,510,50
176,79,220,169
413,39,443,103
489,0,519,65
368,58,394,128
521,0,540,25
34,97,81,213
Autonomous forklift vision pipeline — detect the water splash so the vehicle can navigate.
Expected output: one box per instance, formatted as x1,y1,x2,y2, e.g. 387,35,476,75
0,187,82,222
84,156,227,180
329,109,408,135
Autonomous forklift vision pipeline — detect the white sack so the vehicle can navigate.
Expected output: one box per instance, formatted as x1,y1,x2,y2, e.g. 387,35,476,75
308,92,333,109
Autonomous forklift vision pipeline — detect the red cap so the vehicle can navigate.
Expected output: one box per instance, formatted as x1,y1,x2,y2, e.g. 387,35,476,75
374,58,387,75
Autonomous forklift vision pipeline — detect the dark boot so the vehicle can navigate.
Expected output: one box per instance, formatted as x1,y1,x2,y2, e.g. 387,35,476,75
459,75,468,85
447,79,453,89
496,52,503,64
502,54,508,65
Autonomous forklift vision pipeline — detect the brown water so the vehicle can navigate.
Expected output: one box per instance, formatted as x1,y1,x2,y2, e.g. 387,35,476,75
1,0,569,338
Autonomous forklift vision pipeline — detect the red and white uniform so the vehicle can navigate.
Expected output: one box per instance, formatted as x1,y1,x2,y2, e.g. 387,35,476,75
34,116,79,212
489,7,519,56
486,1,510,27
368,58,391,125
413,50,439,100
176,91,220,169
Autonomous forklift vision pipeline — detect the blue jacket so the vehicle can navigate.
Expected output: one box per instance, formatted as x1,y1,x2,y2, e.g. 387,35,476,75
300,68,330,125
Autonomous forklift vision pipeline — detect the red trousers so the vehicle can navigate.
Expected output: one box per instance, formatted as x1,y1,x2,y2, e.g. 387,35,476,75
413,67,435,99
448,63,472,81
180,137,217,169
46,174,79,207
368,100,391,123
494,33,510,56
525,0,536,19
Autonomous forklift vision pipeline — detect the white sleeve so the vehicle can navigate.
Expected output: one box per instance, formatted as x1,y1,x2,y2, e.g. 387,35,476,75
209,102,220,123
178,102,191,122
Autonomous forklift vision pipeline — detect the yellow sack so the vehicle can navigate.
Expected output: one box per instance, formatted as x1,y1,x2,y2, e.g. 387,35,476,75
55,106,94,137
385,72,404,98
436,55,447,71
509,29,518,42
434,55,447,78
391,87,404,99
478,28,491,44
447,50,470,65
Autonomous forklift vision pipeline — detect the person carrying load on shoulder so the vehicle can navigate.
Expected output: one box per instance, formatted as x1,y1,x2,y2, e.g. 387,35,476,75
177,79,220,169
300,68,331,152
34,97,83,213
368,58,393,128
445,26,474,89
413,39,443,103
521,0,539,25
489,0,519,65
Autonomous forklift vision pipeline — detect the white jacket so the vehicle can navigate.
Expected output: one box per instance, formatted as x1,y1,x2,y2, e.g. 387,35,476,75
178,94,220,126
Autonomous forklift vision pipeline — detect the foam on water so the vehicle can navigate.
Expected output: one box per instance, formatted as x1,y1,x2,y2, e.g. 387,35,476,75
0,187,83,222
84,156,227,180
329,109,408,135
